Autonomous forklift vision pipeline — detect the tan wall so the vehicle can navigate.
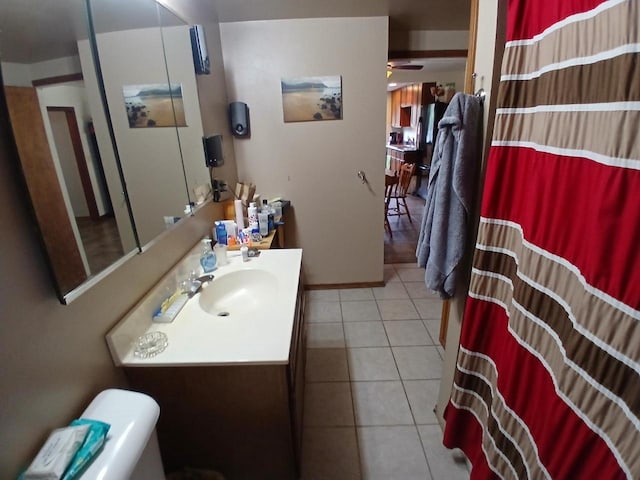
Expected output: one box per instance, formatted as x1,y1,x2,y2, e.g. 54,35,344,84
0,12,231,477
0,99,222,475
95,26,202,245
194,21,239,200
220,17,388,284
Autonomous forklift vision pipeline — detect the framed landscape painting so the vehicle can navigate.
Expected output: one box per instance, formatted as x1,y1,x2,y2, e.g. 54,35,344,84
281,75,342,122
122,83,186,128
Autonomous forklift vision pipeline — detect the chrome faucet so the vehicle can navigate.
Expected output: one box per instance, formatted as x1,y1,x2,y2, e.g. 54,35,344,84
182,273,215,298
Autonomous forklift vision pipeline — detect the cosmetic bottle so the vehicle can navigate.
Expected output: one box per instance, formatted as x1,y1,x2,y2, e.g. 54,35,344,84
200,238,216,273
215,221,227,245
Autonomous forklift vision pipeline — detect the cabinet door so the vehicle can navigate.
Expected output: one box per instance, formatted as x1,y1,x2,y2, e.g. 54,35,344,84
401,86,410,107
391,90,401,127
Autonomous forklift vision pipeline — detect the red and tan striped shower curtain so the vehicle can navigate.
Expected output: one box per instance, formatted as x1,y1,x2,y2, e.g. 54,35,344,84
442,1,639,478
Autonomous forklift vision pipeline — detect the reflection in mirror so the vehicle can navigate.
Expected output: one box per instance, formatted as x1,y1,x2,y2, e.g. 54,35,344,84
0,0,206,303
0,0,139,299
88,0,210,247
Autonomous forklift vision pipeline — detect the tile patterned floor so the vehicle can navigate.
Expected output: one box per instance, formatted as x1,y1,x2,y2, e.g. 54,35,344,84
302,263,471,479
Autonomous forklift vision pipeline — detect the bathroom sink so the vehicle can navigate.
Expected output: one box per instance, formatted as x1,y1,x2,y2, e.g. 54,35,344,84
198,269,278,317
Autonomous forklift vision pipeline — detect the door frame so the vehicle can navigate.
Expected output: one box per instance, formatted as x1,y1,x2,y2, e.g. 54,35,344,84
46,106,100,221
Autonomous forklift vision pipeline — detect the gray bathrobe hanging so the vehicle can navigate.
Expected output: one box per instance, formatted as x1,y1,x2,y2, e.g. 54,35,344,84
416,93,481,298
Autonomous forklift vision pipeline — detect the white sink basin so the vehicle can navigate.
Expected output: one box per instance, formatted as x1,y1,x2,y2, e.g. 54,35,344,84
198,269,278,317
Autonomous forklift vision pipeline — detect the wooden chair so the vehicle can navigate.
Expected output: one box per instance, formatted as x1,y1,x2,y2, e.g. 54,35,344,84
387,162,416,223
384,173,399,236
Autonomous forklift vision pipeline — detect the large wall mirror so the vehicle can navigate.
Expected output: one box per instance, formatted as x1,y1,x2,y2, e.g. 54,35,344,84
0,0,209,303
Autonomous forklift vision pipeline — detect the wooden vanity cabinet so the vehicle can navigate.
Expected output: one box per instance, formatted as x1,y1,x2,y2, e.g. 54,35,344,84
123,277,307,479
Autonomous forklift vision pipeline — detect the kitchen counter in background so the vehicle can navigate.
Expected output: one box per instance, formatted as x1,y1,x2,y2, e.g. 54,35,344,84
386,144,422,171
386,143,418,152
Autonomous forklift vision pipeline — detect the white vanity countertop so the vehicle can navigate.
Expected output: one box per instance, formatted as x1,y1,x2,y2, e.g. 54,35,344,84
106,248,303,367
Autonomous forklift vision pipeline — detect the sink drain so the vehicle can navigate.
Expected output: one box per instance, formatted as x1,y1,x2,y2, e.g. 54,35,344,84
217,311,230,317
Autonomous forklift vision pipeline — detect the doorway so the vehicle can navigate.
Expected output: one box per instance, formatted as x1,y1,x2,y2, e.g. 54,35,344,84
46,106,123,274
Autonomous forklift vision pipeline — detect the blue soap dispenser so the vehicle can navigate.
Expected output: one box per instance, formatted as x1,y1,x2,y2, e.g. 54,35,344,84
200,238,217,273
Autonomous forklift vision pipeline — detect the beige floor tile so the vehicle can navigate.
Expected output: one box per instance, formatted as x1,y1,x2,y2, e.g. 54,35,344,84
340,288,375,301
306,290,340,302
302,427,362,480
306,348,349,382
341,301,381,322
417,425,470,480
304,382,354,426
403,380,440,425
392,263,420,269
397,268,426,282
413,298,443,320
307,323,345,348
437,346,445,361
344,322,389,348
357,426,431,479
352,381,413,426
404,281,438,299
423,319,442,344
372,282,410,300
392,346,443,380
307,301,342,323
384,320,433,346
347,347,399,381
377,299,420,320
384,265,401,283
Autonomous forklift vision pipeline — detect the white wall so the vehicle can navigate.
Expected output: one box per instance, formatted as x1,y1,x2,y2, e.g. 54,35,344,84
194,21,239,197
77,41,138,253
220,17,388,284
1,62,32,86
30,56,82,80
47,110,89,217
162,26,211,199
94,26,203,245
36,83,110,217
1,55,82,87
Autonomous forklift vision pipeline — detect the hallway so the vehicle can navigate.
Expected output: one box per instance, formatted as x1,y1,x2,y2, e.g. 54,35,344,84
384,193,425,265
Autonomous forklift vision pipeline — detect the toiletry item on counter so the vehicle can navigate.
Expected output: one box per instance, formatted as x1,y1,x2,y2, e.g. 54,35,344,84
222,220,237,241
200,238,216,273
234,199,245,229
22,424,90,479
271,201,283,221
214,243,228,266
240,245,249,262
258,212,269,236
215,221,227,245
153,288,189,323
262,199,275,232
248,202,258,233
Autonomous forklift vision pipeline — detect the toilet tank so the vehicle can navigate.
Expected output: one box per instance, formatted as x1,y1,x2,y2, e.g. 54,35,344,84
79,389,166,479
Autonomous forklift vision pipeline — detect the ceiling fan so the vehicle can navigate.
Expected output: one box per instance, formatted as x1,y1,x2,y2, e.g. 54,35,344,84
386,60,423,78
387,61,423,71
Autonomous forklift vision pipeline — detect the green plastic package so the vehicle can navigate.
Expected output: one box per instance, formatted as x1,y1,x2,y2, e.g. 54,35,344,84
61,418,110,480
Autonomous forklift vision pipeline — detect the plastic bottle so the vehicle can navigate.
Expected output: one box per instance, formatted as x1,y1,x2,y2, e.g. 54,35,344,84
258,212,269,236
200,239,217,273
262,199,274,232
215,221,227,245
248,202,259,233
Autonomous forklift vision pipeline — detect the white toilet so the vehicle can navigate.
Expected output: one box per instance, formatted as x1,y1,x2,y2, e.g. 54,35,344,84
79,388,166,479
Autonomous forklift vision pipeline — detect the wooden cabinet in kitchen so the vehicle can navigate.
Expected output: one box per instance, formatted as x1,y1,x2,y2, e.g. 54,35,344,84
391,89,401,127
390,82,435,128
